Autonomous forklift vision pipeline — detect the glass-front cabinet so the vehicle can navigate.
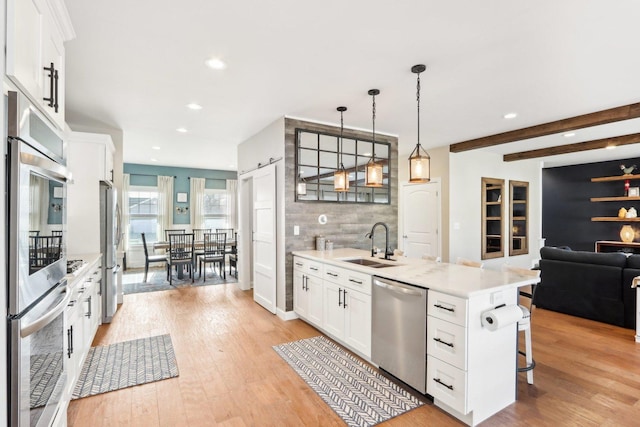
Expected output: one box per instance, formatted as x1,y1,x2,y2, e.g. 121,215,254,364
482,177,504,260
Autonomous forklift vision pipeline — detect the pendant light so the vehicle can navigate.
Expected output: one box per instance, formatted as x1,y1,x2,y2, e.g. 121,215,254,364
365,89,383,187
409,64,431,183
334,106,349,192
296,173,307,195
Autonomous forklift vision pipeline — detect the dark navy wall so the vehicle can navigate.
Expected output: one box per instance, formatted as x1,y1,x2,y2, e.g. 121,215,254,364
123,163,237,225
542,157,640,251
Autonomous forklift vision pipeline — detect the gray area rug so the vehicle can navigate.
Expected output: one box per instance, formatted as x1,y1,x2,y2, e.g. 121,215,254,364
123,267,237,295
273,336,424,427
72,334,178,399
30,351,64,408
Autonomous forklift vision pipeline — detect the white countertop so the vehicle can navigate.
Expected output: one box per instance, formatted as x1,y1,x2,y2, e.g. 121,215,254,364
292,248,539,298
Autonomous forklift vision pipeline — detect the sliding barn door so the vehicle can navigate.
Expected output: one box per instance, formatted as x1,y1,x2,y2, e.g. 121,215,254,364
252,164,277,313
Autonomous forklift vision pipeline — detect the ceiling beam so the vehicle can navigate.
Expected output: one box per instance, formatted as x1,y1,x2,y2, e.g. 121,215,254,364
450,103,640,153
503,133,640,162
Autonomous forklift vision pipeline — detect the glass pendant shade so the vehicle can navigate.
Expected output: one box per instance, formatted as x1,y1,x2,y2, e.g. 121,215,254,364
334,168,349,192
297,181,307,195
365,159,384,187
620,225,635,243
409,143,431,183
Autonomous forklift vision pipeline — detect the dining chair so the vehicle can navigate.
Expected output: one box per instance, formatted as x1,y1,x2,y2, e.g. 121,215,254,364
502,264,541,385
141,232,167,283
456,257,484,269
216,229,236,269
52,230,63,236
29,230,40,237
199,232,226,281
192,228,211,271
164,228,186,241
229,252,238,278
167,233,195,285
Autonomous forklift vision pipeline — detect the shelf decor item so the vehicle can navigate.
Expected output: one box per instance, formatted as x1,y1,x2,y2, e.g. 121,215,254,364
408,64,430,183
630,187,640,197
620,225,635,243
365,89,383,187
620,164,637,175
334,106,349,192
619,207,628,218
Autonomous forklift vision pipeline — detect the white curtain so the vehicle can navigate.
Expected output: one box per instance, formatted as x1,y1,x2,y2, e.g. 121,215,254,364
157,175,174,240
189,177,206,229
122,174,130,251
226,179,238,230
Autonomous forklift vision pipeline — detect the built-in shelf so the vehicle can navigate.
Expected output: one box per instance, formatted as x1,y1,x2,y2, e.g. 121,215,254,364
591,174,640,183
591,196,640,202
591,217,640,222
509,180,529,256
482,177,504,260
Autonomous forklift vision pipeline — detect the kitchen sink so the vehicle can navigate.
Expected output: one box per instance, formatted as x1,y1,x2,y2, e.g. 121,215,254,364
340,258,398,268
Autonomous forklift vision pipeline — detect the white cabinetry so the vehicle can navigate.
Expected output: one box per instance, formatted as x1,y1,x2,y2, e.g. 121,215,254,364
293,256,372,359
6,0,74,130
293,257,323,327
426,289,518,426
66,132,115,255
63,257,102,402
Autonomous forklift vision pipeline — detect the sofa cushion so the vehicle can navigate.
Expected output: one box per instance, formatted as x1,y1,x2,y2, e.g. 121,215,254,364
626,254,640,269
622,267,640,328
540,246,628,268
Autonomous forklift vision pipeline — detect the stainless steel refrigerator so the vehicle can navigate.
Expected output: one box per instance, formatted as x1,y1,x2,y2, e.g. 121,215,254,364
100,180,121,323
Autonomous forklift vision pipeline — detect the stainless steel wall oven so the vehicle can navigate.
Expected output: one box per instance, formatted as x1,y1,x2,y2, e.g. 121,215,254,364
6,90,72,427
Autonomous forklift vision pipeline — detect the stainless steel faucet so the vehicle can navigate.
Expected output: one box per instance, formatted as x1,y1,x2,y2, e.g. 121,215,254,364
366,222,393,260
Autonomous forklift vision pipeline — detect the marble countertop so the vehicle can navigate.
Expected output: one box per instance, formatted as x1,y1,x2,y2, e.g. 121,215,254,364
292,248,539,298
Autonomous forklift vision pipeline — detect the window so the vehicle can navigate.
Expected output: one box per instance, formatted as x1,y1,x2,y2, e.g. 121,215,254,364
128,185,159,244
202,189,228,229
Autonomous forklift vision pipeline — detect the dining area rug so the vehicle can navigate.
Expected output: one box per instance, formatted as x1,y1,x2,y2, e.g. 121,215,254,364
72,334,178,399
123,267,237,295
273,336,424,427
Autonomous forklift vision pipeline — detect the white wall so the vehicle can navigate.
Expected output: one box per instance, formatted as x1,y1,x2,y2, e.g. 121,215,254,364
449,150,542,270
237,118,287,314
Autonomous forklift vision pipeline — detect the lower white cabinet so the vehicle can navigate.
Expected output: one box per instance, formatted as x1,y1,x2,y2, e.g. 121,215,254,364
294,256,372,359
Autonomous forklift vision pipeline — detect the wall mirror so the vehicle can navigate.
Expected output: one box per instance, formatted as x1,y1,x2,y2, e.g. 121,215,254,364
295,129,390,203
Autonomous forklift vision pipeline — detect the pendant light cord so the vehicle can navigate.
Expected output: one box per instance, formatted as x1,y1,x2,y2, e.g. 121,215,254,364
416,71,421,146
372,92,376,159
340,109,344,168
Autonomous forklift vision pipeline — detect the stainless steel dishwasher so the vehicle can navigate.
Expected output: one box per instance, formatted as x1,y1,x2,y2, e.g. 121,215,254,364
372,276,428,394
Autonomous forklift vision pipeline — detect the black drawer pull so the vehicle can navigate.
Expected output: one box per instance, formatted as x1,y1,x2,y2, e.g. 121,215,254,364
433,337,454,348
295,262,303,267
310,267,319,271
349,278,363,285
434,303,454,312
327,272,338,277
433,378,454,390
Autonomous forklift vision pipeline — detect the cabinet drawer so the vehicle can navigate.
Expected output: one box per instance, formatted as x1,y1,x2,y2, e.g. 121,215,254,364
427,355,468,415
427,317,467,370
293,257,323,278
428,290,468,327
323,265,344,284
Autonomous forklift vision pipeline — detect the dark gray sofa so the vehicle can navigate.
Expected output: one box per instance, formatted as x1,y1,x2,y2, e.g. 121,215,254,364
534,246,638,328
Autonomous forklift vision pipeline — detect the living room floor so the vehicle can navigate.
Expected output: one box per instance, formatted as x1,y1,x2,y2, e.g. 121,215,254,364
67,282,640,426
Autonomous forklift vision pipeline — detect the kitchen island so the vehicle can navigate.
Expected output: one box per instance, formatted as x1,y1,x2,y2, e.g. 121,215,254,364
291,248,540,426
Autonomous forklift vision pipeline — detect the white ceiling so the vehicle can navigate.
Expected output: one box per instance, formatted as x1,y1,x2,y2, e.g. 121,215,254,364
63,0,640,171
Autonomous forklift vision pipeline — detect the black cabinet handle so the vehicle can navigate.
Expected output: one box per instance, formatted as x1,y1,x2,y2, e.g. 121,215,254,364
434,304,455,312
338,288,342,307
433,337,454,348
86,295,92,318
304,276,308,291
53,69,59,112
349,278,363,285
327,272,338,277
310,266,319,271
433,378,454,390
43,63,55,108
295,262,303,267
343,290,348,309
67,327,72,358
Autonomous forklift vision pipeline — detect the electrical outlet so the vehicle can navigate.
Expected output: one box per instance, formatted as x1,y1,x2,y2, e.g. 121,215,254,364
294,225,300,236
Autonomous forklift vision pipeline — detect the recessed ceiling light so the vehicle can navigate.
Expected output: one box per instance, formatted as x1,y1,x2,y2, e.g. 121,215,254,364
152,146,161,150
186,103,202,110
503,112,518,119
176,127,188,133
564,132,576,138
151,158,158,162
205,58,227,70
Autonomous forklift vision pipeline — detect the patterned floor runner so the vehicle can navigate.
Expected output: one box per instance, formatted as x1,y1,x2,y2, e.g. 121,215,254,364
273,336,424,427
72,334,178,399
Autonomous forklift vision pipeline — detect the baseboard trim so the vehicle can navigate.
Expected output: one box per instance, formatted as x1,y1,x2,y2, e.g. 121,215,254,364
277,308,298,321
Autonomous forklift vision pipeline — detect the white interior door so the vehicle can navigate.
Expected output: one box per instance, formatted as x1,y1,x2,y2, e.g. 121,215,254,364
252,164,277,313
402,182,440,259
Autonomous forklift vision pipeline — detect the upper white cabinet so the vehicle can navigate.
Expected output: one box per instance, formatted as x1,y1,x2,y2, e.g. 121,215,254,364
6,0,75,130
66,132,115,255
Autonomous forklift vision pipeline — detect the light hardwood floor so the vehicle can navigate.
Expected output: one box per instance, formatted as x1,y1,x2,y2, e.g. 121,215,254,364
68,282,640,426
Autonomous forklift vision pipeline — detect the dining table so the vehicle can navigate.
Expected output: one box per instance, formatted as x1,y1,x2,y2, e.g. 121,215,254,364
153,240,237,280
